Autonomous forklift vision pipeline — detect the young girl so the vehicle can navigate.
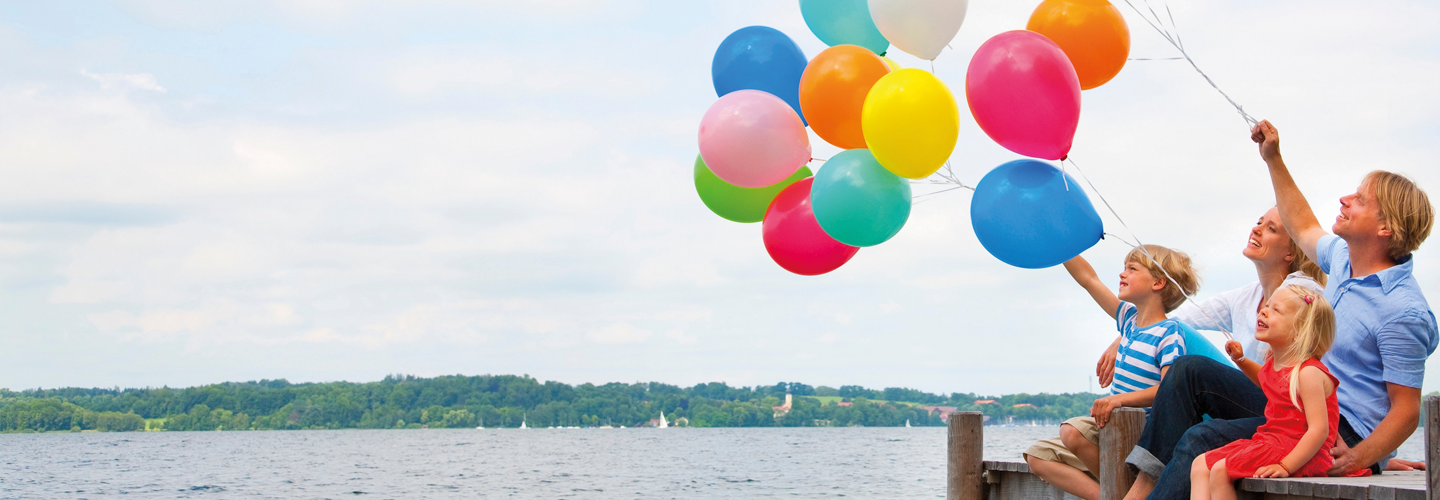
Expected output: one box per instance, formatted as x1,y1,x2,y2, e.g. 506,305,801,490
1190,285,1345,500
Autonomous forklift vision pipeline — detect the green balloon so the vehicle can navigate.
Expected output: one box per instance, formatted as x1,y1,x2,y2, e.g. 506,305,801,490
695,155,812,223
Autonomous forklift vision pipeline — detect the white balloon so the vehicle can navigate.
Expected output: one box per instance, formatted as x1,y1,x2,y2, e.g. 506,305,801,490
866,0,968,61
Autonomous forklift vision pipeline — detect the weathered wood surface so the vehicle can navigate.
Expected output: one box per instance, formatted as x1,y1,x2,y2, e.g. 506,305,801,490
1425,396,1439,500
1100,408,1147,500
984,460,1425,500
949,412,984,500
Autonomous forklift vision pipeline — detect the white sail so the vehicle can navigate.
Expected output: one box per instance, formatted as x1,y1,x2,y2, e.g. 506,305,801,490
658,412,668,429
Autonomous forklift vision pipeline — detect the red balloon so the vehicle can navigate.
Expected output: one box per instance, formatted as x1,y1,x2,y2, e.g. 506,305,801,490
762,178,860,275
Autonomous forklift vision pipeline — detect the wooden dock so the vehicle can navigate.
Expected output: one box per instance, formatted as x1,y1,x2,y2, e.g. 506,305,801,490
944,397,1440,500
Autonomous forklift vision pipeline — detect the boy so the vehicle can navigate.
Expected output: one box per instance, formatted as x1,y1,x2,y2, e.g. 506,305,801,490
1022,245,1201,500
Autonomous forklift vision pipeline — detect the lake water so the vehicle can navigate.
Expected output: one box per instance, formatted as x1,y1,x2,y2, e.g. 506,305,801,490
0,426,1424,499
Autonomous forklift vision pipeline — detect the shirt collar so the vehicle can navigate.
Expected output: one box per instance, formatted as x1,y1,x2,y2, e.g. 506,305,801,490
1374,253,1413,294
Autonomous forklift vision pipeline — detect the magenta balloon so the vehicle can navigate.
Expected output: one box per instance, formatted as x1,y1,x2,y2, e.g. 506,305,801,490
762,178,859,275
966,30,1081,160
698,90,812,188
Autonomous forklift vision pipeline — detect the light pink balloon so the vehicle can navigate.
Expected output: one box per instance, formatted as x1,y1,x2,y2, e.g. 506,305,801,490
698,90,812,188
763,178,859,276
966,30,1081,161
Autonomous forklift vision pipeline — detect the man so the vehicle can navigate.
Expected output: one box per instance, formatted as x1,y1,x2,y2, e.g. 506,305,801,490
1119,120,1437,500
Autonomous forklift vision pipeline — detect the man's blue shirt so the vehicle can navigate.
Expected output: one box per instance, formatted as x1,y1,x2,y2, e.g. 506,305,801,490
1317,234,1438,439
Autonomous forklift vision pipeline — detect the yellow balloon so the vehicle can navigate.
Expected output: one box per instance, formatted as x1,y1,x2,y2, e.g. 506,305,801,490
860,68,959,179
882,56,903,71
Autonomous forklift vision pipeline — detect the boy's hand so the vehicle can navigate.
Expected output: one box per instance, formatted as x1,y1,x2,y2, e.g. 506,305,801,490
1251,120,1281,164
1224,341,1245,362
1254,464,1290,478
1090,396,1122,428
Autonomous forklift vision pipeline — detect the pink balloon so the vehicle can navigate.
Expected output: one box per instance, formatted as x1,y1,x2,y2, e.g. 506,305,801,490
699,90,812,188
966,30,1081,161
763,178,859,275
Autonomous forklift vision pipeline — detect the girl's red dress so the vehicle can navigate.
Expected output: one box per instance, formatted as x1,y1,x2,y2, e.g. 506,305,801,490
1204,358,1345,479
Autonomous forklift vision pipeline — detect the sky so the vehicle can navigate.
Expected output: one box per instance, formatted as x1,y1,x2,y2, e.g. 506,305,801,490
0,0,1436,396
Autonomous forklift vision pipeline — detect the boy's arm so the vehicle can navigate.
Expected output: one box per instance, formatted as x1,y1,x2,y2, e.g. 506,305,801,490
1259,366,1333,477
1252,120,1326,263
1091,365,1168,427
1064,256,1121,319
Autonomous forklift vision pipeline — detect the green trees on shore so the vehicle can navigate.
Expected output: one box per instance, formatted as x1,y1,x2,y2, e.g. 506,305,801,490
0,376,1101,432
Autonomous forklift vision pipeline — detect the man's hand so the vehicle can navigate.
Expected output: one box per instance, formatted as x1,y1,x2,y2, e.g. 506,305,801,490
1254,464,1290,478
1224,341,1245,362
1097,337,1120,389
1091,396,1123,428
1328,438,1362,476
1251,120,1281,164
1386,458,1426,471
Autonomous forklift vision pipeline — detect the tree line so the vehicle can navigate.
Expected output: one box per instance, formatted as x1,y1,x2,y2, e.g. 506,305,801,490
0,376,1101,432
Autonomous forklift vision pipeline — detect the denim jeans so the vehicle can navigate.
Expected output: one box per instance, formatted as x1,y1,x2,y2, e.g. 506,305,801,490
1125,356,1267,500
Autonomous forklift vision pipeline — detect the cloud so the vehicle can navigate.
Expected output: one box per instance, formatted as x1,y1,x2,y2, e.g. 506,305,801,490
80,69,167,93
588,323,651,344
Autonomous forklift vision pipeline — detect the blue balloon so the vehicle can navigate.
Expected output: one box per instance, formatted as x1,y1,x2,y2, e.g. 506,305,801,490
970,159,1103,269
712,26,808,126
799,0,890,55
811,149,911,247
1177,323,1240,371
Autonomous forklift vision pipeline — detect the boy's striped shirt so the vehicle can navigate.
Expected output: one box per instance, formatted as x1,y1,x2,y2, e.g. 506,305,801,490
1112,302,1188,395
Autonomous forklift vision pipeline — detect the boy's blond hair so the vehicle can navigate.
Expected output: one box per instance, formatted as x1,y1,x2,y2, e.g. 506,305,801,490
1272,284,1336,409
1124,245,1201,312
1363,171,1433,260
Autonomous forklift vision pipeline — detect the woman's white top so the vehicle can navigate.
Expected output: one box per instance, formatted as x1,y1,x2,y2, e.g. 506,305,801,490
1168,271,1324,363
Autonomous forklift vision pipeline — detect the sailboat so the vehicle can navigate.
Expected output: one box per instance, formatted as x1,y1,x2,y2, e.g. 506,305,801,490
657,412,668,429
905,419,911,428
476,416,484,430
520,413,529,429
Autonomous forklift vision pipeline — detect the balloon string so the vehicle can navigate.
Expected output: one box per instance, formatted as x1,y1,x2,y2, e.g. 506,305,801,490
1128,57,1184,61
1065,156,1233,341
1121,0,1258,128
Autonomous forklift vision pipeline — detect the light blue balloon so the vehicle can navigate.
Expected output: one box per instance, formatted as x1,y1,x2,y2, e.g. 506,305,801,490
971,159,1103,269
799,0,890,55
811,149,911,247
1178,323,1240,371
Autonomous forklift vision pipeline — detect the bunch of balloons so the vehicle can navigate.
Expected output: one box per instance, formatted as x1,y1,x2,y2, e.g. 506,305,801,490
695,0,1132,275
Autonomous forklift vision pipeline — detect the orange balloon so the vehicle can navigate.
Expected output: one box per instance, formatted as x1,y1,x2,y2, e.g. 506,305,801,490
799,45,891,150
1027,0,1130,90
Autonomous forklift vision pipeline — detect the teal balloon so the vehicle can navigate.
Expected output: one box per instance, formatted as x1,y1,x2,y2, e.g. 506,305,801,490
695,155,812,223
799,0,890,55
810,149,911,246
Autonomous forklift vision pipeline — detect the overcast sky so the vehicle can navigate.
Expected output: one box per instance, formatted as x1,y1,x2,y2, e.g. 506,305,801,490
0,1,1435,396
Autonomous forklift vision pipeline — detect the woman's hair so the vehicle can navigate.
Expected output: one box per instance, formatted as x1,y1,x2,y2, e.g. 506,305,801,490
1287,239,1327,288
1272,284,1336,409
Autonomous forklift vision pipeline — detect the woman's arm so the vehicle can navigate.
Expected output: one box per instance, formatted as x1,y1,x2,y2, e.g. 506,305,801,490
1064,256,1121,319
1090,365,1169,427
1256,366,1333,477
1097,336,1121,388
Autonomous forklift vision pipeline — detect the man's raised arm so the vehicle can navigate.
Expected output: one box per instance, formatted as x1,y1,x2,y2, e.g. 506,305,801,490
1252,120,1327,263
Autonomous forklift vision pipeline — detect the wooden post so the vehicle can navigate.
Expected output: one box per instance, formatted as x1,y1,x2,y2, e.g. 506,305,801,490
1425,396,1439,500
948,411,984,500
1099,408,1147,500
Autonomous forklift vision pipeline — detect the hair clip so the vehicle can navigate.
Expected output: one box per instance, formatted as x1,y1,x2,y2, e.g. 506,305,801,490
1302,294,1314,304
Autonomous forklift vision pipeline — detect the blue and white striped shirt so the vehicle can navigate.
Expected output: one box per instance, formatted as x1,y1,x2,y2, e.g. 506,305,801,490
1112,302,1188,395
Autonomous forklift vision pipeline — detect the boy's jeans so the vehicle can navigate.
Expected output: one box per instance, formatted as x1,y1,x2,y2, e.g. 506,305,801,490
1125,356,1266,500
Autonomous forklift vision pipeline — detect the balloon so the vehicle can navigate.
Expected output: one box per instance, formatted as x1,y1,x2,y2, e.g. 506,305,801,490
1027,0,1131,90
799,45,892,150
966,30,1081,160
763,178,860,275
712,26,809,125
970,159,1102,269
867,0,969,60
695,155,813,224
699,90,812,188
1178,323,1240,370
861,68,959,179
881,56,903,71
810,149,911,247
799,0,890,55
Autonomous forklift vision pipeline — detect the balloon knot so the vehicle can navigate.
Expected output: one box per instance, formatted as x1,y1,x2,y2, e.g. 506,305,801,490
1060,155,1068,161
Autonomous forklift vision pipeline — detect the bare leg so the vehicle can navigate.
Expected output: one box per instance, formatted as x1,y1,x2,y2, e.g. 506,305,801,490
1123,471,1155,500
1061,423,1101,475
1209,459,1234,500
1027,454,1100,500
1190,453,1210,500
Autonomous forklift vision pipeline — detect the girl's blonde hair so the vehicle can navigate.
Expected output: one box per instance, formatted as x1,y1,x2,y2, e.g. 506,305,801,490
1270,284,1336,409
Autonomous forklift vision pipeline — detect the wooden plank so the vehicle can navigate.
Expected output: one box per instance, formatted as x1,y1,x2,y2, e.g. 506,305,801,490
987,470,1082,500
950,412,985,500
1426,395,1439,500
1100,408,1146,500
